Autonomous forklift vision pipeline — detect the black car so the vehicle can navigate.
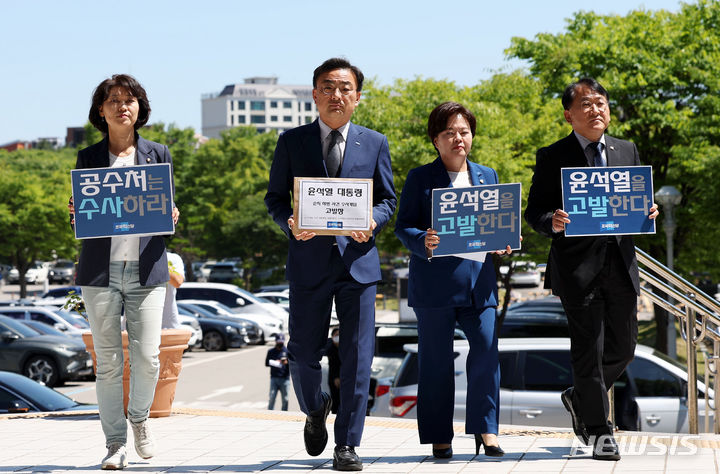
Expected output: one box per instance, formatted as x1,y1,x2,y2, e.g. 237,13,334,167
0,315,93,387
176,304,249,351
0,371,97,414
499,296,569,338
178,302,263,345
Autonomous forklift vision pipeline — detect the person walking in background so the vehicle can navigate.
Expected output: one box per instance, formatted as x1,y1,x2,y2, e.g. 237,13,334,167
265,334,290,411
525,78,658,460
326,327,341,414
395,102,512,459
162,251,185,329
69,74,179,470
265,57,396,471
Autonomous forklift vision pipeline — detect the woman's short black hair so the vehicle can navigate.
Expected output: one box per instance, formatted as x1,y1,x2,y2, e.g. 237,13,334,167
312,57,365,92
427,102,477,149
88,74,151,134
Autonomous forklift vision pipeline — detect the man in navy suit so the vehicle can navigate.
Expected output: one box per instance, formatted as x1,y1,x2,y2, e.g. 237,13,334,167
525,78,658,461
265,57,396,471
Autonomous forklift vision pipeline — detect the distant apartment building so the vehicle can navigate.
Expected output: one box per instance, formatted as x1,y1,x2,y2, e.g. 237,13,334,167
201,77,318,138
0,140,31,152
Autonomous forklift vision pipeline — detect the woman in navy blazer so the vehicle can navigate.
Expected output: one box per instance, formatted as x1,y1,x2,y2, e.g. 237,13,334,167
69,74,178,469
395,102,511,459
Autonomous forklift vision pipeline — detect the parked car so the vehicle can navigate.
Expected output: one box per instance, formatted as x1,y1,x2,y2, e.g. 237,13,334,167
256,283,289,293
177,314,203,351
178,302,263,345
367,324,466,417
177,298,279,343
20,320,83,341
33,286,84,308
0,315,93,387
48,260,75,284
0,371,97,414
0,306,90,337
253,291,290,312
8,262,50,285
176,304,250,351
208,262,243,283
176,282,287,331
389,338,714,433
502,261,542,287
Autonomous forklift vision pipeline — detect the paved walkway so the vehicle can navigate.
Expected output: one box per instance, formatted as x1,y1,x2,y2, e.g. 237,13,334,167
1,409,718,473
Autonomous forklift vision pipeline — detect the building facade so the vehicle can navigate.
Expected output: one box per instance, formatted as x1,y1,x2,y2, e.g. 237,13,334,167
201,77,318,138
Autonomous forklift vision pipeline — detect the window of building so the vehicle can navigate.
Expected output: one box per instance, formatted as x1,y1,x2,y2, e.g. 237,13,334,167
305,102,312,111
251,101,265,111
257,128,265,133
305,116,312,124
251,115,266,124
283,116,292,122
270,115,277,122
238,116,246,124
230,115,234,125
270,101,278,108
230,101,234,111
283,101,292,109
238,101,246,110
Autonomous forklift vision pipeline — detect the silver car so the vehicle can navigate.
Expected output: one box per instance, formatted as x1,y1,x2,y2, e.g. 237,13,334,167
388,338,714,433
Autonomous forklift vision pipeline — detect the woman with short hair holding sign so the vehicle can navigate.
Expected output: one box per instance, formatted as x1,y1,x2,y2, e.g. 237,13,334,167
69,74,179,470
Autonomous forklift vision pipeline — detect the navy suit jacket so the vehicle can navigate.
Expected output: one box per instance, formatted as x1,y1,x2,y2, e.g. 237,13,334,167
264,120,396,287
395,158,499,309
524,132,641,299
74,135,171,287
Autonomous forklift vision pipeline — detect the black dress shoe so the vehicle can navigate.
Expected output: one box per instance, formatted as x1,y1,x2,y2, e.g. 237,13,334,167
592,434,621,461
474,434,505,457
304,392,331,456
333,445,363,471
561,387,589,445
431,444,452,458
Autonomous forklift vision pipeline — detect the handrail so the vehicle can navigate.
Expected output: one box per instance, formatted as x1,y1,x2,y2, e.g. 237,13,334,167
635,247,720,434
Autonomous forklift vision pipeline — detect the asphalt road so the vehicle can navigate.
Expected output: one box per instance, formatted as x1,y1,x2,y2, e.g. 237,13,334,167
56,342,303,412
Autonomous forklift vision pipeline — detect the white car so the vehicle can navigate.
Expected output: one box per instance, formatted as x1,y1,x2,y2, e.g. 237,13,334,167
253,291,289,312
389,338,714,433
177,298,282,343
176,282,288,328
177,314,202,351
0,306,90,338
8,262,50,285
499,261,542,287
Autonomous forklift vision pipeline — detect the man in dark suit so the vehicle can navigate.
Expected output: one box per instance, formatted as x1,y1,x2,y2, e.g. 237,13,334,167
525,78,658,460
265,57,396,471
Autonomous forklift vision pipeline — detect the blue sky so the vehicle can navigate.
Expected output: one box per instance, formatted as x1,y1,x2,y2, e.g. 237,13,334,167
2,0,684,145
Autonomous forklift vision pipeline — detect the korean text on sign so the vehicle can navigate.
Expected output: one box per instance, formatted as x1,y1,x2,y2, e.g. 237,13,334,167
71,163,174,239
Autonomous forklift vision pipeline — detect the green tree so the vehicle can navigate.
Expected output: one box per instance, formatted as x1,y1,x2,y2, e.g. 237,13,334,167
0,149,76,297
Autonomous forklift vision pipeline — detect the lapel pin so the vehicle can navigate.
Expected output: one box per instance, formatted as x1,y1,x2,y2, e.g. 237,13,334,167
609,146,615,150
355,141,360,146
146,157,151,163
479,178,484,184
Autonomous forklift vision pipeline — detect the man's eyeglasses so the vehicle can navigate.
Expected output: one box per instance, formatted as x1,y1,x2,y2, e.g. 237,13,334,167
318,84,355,96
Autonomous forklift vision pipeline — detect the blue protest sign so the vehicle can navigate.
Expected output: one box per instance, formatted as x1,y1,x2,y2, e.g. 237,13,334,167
431,183,521,257
561,165,655,237
71,163,174,239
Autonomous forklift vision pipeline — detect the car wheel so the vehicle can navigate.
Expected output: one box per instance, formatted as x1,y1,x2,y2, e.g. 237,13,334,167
24,355,60,387
202,331,226,351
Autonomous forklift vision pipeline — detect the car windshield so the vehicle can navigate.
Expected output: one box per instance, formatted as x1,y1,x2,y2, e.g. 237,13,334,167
42,287,80,298
53,310,90,329
0,316,41,338
53,261,74,269
178,303,219,319
22,321,66,337
0,372,77,411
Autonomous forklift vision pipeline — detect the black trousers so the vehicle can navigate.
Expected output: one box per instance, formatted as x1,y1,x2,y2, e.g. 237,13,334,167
560,242,638,435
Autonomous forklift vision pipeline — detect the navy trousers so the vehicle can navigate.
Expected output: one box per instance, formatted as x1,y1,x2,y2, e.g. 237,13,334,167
415,305,499,444
288,247,376,447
